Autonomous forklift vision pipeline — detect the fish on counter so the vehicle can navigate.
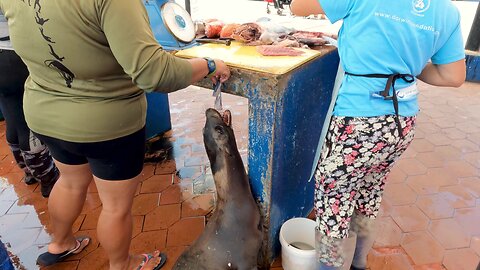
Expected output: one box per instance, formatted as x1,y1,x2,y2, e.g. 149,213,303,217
256,45,305,56
194,18,334,49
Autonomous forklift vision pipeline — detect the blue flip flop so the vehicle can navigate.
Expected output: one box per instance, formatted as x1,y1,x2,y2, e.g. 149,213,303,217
136,252,167,270
36,236,90,266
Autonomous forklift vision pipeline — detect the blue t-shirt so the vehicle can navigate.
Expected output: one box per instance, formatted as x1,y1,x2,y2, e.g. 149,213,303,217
319,0,465,117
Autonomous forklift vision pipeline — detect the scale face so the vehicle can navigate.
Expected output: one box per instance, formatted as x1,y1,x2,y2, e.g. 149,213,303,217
144,0,196,51
161,2,195,43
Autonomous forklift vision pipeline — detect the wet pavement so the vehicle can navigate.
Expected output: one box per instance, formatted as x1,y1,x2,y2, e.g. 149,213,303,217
0,80,479,270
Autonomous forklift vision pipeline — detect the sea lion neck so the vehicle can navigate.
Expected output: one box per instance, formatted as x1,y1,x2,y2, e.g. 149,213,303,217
211,153,250,204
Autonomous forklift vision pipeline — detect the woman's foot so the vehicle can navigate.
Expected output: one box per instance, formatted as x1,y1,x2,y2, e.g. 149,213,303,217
37,237,90,266
129,251,167,270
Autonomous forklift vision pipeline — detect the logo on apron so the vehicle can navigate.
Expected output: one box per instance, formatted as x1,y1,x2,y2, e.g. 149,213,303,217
412,0,430,14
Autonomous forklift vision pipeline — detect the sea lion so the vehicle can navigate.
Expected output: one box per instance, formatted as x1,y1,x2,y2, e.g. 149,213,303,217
173,108,262,270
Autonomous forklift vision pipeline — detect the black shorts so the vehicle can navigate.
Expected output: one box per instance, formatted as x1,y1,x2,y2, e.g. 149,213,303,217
33,127,146,180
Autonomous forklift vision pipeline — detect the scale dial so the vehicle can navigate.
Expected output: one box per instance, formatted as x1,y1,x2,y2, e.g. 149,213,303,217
161,2,195,43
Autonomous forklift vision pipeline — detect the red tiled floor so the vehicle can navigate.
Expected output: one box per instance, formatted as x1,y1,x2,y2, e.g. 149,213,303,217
0,78,479,270
401,231,445,265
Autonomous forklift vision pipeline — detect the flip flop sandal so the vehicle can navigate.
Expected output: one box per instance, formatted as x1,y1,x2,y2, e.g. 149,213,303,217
137,252,167,270
36,236,90,266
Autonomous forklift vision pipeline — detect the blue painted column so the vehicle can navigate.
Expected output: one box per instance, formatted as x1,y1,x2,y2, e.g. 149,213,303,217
194,46,339,268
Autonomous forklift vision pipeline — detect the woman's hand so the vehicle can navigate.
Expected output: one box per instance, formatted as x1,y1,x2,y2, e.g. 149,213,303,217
210,59,230,84
188,58,231,84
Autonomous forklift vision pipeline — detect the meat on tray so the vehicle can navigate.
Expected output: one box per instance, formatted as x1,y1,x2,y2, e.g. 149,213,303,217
256,45,305,56
232,23,262,43
220,23,241,38
205,19,225,38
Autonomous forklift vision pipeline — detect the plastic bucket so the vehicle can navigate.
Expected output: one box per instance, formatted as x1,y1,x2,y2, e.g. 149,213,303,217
279,217,317,270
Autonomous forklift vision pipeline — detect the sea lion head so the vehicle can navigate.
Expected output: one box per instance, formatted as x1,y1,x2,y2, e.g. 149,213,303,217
203,108,238,170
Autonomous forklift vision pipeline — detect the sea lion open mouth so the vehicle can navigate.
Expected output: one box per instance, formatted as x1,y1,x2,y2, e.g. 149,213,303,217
222,110,231,127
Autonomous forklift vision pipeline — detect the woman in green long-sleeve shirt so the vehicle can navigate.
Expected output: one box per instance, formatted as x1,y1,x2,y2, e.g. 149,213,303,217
0,0,230,268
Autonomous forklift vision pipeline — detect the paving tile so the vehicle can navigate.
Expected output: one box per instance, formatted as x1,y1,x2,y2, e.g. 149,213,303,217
426,133,453,146
443,161,478,178
454,207,480,236
160,184,182,205
384,183,418,206
451,139,479,153
132,215,144,238
456,122,480,134
428,219,470,249
400,147,418,159
161,245,188,270
432,146,462,162
443,127,467,140
1,172,24,186
72,214,86,233
80,207,101,231
401,231,444,265
44,260,80,270
415,152,445,168
464,152,480,169
459,177,480,198
391,205,429,232
1,227,42,254
140,174,173,194
16,244,48,270
443,248,480,270
0,199,15,215
22,211,45,229
409,139,436,153
131,193,160,215
471,236,480,257
184,156,208,167
144,204,181,231
130,230,168,255
467,133,480,146
386,166,407,184
181,193,215,217
439,185,477,209
407,175,439,196
140,164,156,181
166,217,205,247
0,187,23,201
368,248,414,270
35,228,52,245
431,118,456,129
396,159,428,176
155,160,177,175
373,216,404,248
77,246,109,270
413,263,446,270
378,199,393,218
416,194,455,220
10,181,37,198
80,192,102,215
0,213,27,234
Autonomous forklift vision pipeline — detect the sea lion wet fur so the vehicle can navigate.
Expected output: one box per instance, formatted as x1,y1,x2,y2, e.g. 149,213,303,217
173,108,262,270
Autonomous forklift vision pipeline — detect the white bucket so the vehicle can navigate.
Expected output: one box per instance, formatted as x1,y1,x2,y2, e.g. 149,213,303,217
279,217,317,270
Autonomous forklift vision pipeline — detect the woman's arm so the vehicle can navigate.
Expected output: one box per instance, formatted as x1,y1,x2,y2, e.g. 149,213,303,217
290,0,324,17
417,59,466,87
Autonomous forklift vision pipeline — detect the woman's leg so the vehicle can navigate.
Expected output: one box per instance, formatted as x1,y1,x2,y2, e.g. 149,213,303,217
94,175,162,270
47,160,93,253
350,115,417,269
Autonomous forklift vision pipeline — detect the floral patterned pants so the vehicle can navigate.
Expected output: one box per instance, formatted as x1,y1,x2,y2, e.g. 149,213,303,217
314,115,416,239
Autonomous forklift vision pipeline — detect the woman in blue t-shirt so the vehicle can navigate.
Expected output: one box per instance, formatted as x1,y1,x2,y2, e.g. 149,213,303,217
291,0,466,269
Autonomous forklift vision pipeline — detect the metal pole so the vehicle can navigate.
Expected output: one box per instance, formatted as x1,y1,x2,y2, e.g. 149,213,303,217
185,0,191,14
465,2,480,52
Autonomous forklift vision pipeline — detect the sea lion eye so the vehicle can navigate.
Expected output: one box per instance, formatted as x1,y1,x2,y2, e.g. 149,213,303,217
215,126,224,134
